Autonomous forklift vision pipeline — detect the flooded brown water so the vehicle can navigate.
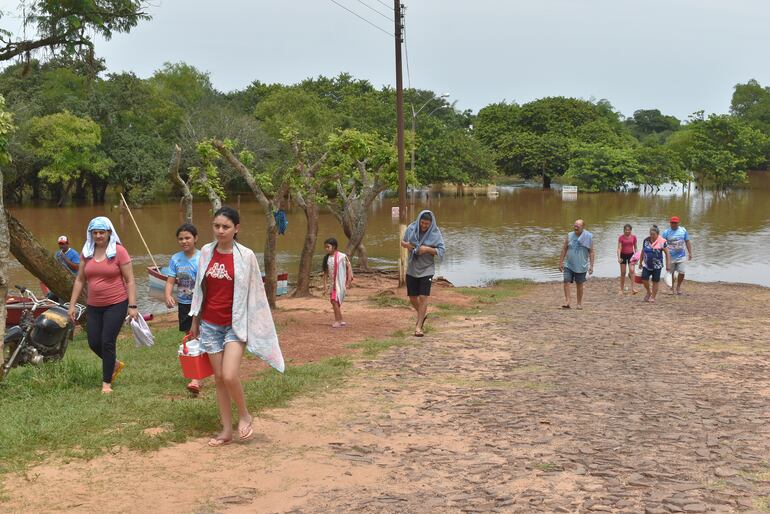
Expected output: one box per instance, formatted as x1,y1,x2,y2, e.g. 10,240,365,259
8,172,770,312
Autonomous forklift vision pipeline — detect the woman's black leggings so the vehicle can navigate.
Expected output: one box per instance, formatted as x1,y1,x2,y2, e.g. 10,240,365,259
86,300,128,383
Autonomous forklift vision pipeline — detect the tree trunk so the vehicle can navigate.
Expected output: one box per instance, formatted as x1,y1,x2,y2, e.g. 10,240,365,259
293,198,318,297
263,210,278,308
0,172,8,372
57,179,75,207
543,174,552,189
198,165,222,214
211,139,280,308
73,176,88,201
168,145,192,224
5,210,87,305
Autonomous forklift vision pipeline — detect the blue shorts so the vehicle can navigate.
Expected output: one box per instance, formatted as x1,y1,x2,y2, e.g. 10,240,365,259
199,320,242,354
563,268,587,284
641,267,662,283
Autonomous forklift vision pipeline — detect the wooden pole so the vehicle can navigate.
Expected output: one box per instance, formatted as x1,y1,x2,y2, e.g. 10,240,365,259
119,193,159,271
395,0,407,287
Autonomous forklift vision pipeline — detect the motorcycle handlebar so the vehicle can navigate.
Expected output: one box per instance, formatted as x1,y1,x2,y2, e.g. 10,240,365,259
15,285,26,294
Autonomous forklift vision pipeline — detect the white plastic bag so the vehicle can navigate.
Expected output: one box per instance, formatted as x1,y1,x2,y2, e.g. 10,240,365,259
129,312,154,348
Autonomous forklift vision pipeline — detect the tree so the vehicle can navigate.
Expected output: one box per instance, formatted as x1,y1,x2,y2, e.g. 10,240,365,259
414,119,494,187
625,109,681,141
209,140,289,309
669,114,769,190
0,95,14,373
255,88,336,297
25,111,112,206
563,144,641,192
0,1,151,62
474,97,628,188
323,129,398,269
634,146,687,189
509,132,570,189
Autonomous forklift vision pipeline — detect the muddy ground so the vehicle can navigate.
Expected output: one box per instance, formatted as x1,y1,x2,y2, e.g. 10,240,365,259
3,277,770,513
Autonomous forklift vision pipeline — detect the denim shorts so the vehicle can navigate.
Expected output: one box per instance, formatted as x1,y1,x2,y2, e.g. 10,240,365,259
199,320,242,354
563,268,587,284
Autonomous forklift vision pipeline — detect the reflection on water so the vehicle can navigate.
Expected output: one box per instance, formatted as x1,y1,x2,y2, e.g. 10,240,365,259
8,172,770,313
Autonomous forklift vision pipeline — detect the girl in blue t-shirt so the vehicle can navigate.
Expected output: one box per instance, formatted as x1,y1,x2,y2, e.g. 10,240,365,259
165,223,202,394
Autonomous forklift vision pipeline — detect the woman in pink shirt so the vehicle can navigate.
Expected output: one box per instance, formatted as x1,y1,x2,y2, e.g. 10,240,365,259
69,217,138,394
616,224,638,295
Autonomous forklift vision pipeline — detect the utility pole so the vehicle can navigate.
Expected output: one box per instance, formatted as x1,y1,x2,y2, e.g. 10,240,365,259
395,0,407,287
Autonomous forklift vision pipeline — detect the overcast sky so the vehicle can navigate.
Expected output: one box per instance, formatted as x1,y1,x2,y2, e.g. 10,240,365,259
3,0,770,119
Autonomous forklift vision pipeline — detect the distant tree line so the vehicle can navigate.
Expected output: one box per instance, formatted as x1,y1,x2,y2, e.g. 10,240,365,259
475,85,770,192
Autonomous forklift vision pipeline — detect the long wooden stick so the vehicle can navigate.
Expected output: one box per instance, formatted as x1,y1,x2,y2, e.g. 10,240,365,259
119,193,159,271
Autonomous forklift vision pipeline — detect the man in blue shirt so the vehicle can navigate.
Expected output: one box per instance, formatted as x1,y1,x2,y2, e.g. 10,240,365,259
55,235,80,275
558,219,594,310
661,216,692,295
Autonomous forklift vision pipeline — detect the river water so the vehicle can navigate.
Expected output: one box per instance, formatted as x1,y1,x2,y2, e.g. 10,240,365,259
8,172,770,313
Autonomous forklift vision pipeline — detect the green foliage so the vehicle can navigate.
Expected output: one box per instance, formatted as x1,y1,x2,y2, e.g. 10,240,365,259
0,327,352,474
474,97,629,187
0,95,15,166
0,1,151,61
564,144,641,192
625,109,681,142
25,111,111,185
324,129,399,191
668,114,769,189
634,145,687,187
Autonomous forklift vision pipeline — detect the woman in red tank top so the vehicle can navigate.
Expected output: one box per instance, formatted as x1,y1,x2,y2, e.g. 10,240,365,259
616,223,638,295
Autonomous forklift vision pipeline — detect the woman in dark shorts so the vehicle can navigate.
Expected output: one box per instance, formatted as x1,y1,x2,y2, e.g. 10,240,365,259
616,223,638,295
400,210,445,337
638,225,671,304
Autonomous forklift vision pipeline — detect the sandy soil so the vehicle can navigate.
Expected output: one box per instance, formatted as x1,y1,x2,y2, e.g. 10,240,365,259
3,277,770,513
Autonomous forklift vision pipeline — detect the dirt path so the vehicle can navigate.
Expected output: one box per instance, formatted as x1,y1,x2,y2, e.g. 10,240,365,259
4,279,770,513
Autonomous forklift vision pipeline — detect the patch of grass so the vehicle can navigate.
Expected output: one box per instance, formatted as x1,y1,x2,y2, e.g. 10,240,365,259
531,461,562,472
755,495,770,513
743,465,770,482
0,328,351,475
370,292,410,309
456,279,530,304
434,303,483,318
703,478,728,491
348,337,412,359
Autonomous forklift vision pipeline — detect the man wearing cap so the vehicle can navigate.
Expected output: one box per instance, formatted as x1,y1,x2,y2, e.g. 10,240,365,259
55,235,80,275
662,216,692,295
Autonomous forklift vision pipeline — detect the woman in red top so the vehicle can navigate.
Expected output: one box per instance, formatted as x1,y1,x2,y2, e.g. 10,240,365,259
190,207,255,447
69,216,138,394
616,223,638,295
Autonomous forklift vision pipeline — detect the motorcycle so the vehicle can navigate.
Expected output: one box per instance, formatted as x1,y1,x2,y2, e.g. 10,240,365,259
1,285,85,381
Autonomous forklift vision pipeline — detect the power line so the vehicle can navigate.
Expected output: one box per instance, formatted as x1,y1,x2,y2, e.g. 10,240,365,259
329,0,393,37
356,0,393,22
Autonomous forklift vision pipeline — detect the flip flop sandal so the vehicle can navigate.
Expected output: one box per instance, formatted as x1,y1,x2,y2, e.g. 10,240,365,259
208,437,232,447
111,361,125,383
239,418,254,441
340,321,347,326
561,305,571,309
332,322,343,328
414,329,424,337
186,382,201,395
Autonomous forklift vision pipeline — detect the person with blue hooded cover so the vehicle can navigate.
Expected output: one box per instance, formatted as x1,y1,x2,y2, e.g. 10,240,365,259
400,210,445,337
